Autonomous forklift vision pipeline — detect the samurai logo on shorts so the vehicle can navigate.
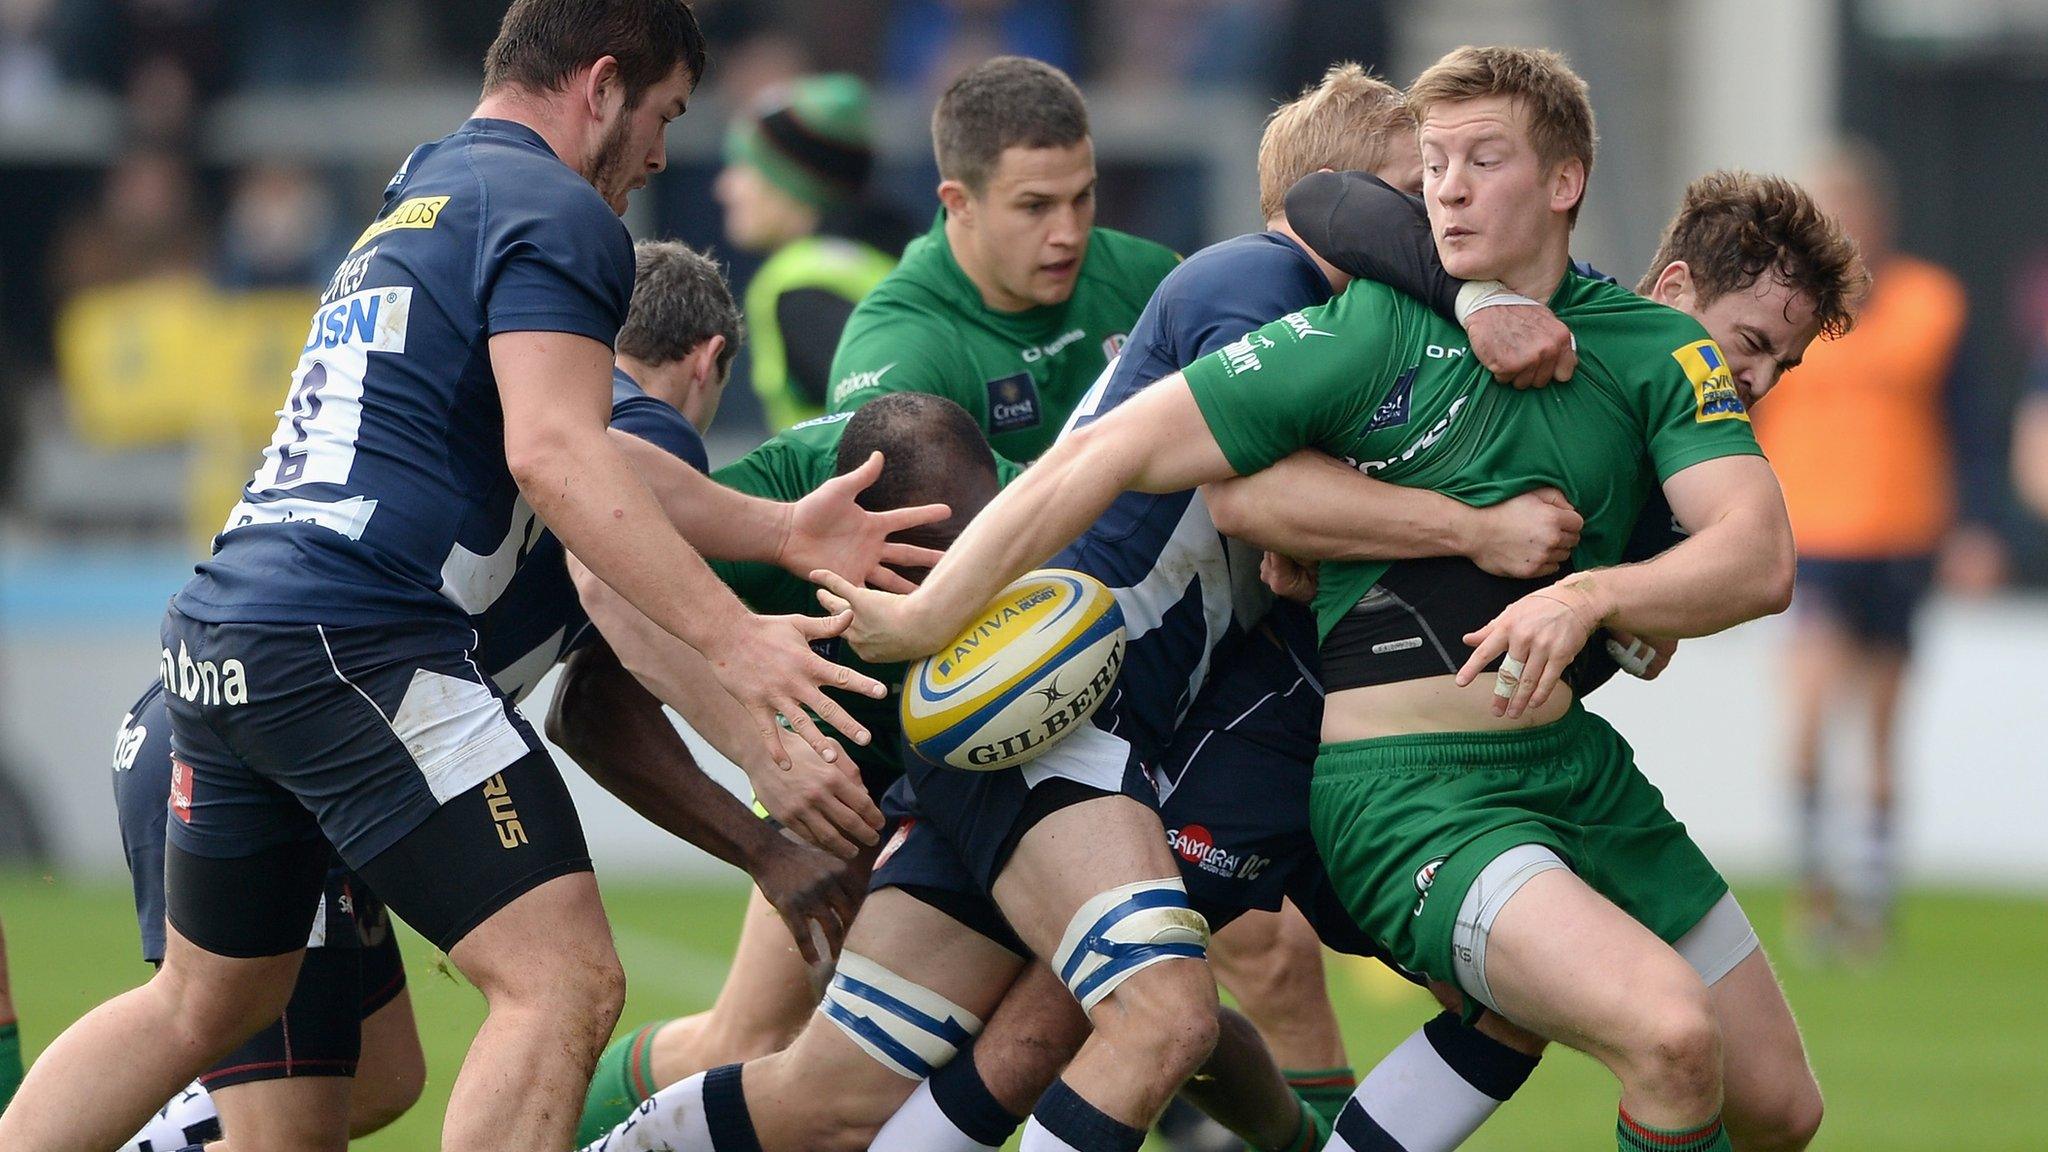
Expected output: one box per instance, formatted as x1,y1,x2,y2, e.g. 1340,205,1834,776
1412,854,1447,916
170,758,195,823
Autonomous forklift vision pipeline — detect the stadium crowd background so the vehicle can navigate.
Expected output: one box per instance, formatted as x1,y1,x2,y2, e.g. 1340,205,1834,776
0,0,2045,940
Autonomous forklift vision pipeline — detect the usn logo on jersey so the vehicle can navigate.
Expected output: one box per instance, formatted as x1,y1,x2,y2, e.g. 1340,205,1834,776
1672,339,1748,424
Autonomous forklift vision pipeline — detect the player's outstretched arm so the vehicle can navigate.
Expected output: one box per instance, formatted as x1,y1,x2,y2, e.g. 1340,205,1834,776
493,330,885,769
567,556,885,858
1458,454,1794,718
813,376,1239,663
1204,451,1582,578
612,434,947,595
547,639,864,959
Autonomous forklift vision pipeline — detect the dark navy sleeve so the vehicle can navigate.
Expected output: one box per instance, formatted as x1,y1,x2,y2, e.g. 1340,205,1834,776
1174,243,1329,363
610,394,708,473
1285,171,1462,320
480,173,633,347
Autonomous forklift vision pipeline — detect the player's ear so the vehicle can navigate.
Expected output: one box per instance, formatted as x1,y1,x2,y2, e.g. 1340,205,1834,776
1648,261,1694,309
583,55,622,121
1549,158,1586,220
937,178,973,222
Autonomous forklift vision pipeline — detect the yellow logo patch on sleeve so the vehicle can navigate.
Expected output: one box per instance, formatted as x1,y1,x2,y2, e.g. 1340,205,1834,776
1671,339,1748,423
351,195,451,251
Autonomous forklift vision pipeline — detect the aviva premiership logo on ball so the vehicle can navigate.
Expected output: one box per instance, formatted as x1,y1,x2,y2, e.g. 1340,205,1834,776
901,570,1126,771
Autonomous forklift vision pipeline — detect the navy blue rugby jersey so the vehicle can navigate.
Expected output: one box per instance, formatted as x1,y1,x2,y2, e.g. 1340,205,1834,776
1049,231,1335,765
476,368,707,703
177,118,633,635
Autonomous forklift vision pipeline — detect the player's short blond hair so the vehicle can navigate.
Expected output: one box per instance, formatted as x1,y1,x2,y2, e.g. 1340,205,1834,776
1407,46,1597,224
1257,63,1413,222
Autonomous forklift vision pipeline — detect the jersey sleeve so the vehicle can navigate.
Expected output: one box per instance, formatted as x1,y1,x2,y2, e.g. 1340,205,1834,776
1181,281,1411,476
1645,334,1766,481
481,181,633,346
825,300,970,413
994,452,1026,486
610,395,709,473
1285,171,1462,321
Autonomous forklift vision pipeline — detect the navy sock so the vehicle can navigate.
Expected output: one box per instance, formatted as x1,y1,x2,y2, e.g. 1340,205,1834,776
931,1047,1027,1146
702,1064,764,1152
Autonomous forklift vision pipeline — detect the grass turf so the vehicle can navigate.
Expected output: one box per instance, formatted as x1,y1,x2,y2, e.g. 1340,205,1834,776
1,873,2041,1150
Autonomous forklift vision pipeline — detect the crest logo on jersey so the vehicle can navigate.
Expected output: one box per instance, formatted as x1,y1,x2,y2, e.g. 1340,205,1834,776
1365,368,1418,432
830,362,896,407
351,195,451,252
986,373,1042,434
1672,339,1748,424
1220,333,1275,377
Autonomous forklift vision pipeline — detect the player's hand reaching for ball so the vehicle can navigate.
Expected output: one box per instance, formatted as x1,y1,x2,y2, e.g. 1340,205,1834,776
703,610,889,770
1465,487,1582,578
749,728,885,860
751,826,865,963
1467,301,1577,388
1457,577,1604,719
780,451,949,594
810,572,953,664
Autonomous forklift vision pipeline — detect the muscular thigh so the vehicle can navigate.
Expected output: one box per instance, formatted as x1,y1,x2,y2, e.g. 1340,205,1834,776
991,794,1185,961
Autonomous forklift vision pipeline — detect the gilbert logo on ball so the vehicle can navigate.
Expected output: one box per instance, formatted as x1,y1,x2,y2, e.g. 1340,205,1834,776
901,569,1126,771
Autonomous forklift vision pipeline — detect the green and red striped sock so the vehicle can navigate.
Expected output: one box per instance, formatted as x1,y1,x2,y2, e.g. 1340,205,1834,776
1616,1107,1732,1152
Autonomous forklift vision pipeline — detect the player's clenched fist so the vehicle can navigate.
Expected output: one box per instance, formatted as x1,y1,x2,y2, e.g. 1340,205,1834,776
1456,577,1604,719
1466,487,1582,578
1465,300,1577,388
702,609,888,769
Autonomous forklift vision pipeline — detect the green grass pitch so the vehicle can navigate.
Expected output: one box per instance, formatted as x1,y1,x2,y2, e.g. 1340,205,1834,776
3,873,2042,1150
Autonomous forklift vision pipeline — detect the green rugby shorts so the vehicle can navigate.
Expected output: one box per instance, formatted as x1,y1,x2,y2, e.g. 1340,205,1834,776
1307,702,1727,988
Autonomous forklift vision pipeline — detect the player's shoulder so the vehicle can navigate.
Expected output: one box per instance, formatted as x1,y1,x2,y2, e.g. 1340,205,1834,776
724,411,850,498
1162,231,1312,294
609,369,708,471
1081,226,1181,290
1562,273,1714,353
457,119,625,244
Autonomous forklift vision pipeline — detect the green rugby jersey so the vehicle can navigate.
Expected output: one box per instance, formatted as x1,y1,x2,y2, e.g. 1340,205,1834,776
1181,269,1763,640
711,411,1024,781
826,211,1180,460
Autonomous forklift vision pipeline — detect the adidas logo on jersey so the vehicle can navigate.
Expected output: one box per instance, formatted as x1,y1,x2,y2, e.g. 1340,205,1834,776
160,643,249,707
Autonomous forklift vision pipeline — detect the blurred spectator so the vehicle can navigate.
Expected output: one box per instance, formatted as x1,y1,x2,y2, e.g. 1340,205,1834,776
0,0,61,126
715,74,912,430
47,145,206,299
883,0,1076,93
1754,142,1998,957
2012,346,2048,523
1089,0,1285,91
51,0,226,104
1274,0,1389,97
695,0,812,105
214,163,344,289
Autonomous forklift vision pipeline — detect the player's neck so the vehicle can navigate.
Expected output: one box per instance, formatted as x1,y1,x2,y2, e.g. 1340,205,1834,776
1267,217,1350,294
1491,235,1572,305
472,90,590,178
943,213,1036,313
616,354,686,414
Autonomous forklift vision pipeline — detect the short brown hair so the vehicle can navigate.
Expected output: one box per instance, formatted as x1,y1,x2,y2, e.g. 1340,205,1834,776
1257,63,1413,221
1407,46,1597,224
932,56,1089,193
483,0,707,109
618,240,743,375
1636,170,1867,340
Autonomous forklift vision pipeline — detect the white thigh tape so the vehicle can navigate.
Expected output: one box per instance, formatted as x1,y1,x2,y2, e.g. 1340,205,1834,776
819,951,984,1080
1052,879,1210,1012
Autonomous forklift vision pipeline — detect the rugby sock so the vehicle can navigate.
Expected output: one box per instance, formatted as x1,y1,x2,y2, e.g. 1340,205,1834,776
125,1080,222,1152
1261,1097,1326,1152
579,1065,731,1152
577,1019,674,1145
1281,1064,1356,1129
1866,806,1898,922
1021,1078,1146,1152
1616,1107,1731,1152
0,1019,20,1109
872,1048,1025,1151
1325,1013,1537,1151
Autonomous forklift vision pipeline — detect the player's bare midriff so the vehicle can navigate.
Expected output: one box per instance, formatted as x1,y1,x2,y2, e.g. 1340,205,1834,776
1322,674,1576,743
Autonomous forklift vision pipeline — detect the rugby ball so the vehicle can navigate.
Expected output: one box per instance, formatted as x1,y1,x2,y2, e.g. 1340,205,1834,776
901,569,1126,771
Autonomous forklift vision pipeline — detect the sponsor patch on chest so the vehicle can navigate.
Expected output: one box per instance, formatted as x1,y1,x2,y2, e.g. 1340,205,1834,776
985,372,1042,434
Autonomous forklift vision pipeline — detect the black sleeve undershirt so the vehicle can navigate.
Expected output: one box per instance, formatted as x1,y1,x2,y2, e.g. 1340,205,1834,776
1284,170,1463,322
777,287,860,409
